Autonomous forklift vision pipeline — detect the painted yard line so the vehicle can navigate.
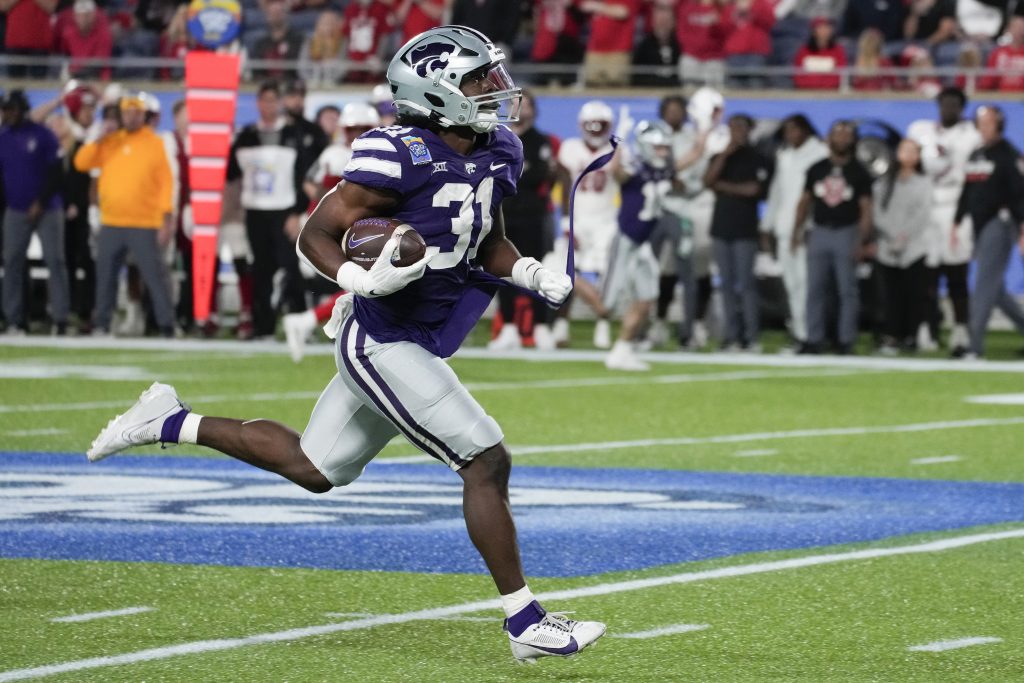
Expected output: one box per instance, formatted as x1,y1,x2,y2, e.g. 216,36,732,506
379,417,1024,464
965,393,1024,405
325,613,494,623
0,370,858,415
910,456,964,466
50,607,154,624
908,637,1003,652
614,623,710,639
1,527,1022,682
734,449,778,458
4,335,1024,373
5,428,68,437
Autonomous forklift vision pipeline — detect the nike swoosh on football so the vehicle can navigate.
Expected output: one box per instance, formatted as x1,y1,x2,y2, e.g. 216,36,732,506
490,162,506,170
348,233,385,248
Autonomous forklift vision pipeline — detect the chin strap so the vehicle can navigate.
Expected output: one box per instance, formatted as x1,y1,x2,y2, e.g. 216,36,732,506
566,136,620,279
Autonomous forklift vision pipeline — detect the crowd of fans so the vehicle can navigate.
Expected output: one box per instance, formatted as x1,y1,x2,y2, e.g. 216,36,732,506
2,75,1021,361
3,0,1024,89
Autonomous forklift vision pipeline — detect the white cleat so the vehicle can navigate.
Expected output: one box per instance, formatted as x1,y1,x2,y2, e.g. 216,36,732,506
487,323,523,351
647,318,669,348
551,318,570,347
593,318,612,349
283,310,317,363
916,322,938,352
532,323,556,351
507,613,606,663
87,382,190,462
605,341,650,371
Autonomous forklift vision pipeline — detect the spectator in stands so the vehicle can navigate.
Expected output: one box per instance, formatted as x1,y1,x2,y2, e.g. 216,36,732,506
74,92,175,337
58,0,114,80
631,0,680,87
341,0,393,83
873,139,932,354
2,0,57,78
979,16,1024,91
226,81,309,339
677,0,729,87
251,0,304,80
902,44,942,96
956,105,1024,358
451,0,519,54
793,16,847,89
903,0,958,65
761,114,828,349
723,0,776,89
841,0,905,42
530,0,585,86
299,10,344,85
954,42,983,89
791,120,873,355
0,91,70,336
394,0,445,45
852,28,895,91
315,104,340,142
705,113,773,352
158,4,189,80
489,90,561,352
580,0,639,87
771,0,847,77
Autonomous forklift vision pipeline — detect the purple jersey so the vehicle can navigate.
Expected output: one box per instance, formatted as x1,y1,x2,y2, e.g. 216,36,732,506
342,124,524,357
618,162,674,245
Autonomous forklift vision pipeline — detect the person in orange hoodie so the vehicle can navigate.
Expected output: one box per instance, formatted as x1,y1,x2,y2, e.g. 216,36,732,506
74,92,175,337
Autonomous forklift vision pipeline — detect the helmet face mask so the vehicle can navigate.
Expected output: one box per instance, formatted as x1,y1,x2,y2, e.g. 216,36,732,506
634,120,673,169
578,100,613,148
387,25,521,134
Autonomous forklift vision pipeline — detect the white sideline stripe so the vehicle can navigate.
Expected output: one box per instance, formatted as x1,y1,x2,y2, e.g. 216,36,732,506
1,528,1022,682
325,612,494,623
614,623,710,639
964,393,1024,405
910,455,964,465
381,417,1024,464
4,336,1024,373
0,370,854,414
734,449,778,458
908,637,1003,652
5,428,68,437
50,607,154,624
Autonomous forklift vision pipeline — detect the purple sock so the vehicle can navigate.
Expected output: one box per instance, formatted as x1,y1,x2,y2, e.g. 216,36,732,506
505,600,546,637
159,408,191,444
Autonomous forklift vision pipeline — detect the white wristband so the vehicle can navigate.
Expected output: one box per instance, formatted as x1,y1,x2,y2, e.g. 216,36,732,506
336,261,365,295
511,257,542,291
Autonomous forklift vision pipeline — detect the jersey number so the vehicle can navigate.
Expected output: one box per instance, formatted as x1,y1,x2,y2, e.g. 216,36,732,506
430,177,495,269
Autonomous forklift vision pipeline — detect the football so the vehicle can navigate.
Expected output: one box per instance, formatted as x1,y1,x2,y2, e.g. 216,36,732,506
342,217,427,270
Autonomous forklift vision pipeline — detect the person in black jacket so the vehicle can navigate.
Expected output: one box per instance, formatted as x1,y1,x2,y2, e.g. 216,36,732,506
954,105,1024,358
631,0,680,87
226,80,311,338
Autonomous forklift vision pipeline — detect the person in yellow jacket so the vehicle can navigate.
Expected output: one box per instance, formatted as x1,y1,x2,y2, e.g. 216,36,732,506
74,92,176,336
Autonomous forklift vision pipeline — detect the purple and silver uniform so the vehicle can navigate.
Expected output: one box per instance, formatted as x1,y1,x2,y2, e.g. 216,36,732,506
342,124,524,357
617,163,674,245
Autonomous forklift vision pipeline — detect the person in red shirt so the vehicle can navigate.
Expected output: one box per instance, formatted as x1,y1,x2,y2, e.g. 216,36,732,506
793,16,847,89
677,0,729,86
851,27,895,91
394,0,444,45
722,0,774,88
530,0,585,86
980,16,1024,91
341,0,394,83
581,0,639,86
58,0,114,81
3,0,57,77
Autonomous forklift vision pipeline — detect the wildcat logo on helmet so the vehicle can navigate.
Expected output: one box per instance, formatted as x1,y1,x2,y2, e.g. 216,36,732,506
406,42,453,78
401,135,433,165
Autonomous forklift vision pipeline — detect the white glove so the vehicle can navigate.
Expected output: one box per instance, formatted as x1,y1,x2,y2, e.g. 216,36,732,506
511,257,572,306
336,237,433,298
614,104,635,141
88,205,101,236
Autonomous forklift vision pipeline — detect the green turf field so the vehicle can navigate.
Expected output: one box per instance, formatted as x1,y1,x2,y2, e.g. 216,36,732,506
1,338,1023,682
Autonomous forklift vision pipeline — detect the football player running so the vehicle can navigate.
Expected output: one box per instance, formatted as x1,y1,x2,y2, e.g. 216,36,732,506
86,25,605,663
602,121,675,371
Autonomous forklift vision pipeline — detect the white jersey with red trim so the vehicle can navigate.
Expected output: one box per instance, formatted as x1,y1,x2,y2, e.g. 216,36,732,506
558,137,619,272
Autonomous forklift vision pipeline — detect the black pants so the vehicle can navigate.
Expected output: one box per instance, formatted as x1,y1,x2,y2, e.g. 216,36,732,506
878,258,927,345
245,209,305,337
64,214,94,326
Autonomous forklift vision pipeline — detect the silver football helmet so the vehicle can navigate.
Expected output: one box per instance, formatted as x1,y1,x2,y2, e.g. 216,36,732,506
634,120,673,169
387,25,521,134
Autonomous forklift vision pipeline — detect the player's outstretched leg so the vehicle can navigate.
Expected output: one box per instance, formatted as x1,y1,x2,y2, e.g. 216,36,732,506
458,444,606,662
87,381,332,493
